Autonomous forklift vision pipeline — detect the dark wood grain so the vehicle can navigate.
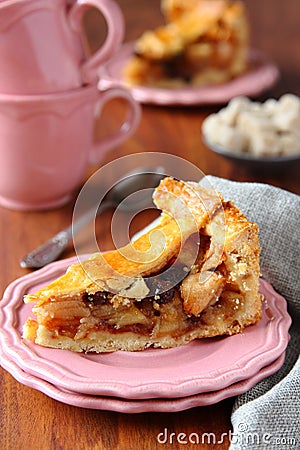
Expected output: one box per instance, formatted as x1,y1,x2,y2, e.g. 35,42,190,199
1,1,300,449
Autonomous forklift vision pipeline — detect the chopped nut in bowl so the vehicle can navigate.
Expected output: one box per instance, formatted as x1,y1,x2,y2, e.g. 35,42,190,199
202,94,300,167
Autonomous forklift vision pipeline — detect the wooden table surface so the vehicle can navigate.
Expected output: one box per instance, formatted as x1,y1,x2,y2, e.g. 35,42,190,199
1,1,299,449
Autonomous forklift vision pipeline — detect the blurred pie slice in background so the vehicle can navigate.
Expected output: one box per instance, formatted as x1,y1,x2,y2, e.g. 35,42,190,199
123,0,250,88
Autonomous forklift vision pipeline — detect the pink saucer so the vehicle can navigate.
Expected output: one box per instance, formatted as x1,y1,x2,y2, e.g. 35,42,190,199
98,42,280,106
0,256,291,399
0,347,285,413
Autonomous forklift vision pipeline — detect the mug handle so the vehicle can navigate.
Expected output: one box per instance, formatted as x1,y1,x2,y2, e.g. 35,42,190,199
68,0,125,83
89,86,141,165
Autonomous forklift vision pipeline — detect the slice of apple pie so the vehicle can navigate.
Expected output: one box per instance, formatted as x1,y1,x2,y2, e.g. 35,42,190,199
23,177,262,353
123,0,249,88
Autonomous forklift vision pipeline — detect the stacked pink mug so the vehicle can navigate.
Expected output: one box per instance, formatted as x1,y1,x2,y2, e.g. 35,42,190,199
0,0,141,210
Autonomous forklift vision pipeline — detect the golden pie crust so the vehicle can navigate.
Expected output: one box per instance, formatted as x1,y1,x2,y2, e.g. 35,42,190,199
123,0,249,88
23,177,262,353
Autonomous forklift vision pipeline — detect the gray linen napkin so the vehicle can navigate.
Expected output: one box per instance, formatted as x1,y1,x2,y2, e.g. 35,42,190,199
204,176,300,449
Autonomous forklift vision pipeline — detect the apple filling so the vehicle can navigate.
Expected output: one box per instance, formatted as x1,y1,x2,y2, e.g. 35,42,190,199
30,260,248,345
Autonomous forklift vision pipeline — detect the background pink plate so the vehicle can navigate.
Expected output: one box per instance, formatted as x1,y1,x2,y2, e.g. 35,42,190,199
98,42,280,106
0,346,285,413
0,256,291,399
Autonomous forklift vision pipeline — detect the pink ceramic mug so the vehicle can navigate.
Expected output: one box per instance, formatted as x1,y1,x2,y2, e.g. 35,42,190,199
0,84,141,211
0,0,125,93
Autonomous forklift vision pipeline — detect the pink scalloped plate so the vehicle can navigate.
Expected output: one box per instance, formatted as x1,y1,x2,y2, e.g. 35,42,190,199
98,42,280,106
0,346,285,412
0,256,291,399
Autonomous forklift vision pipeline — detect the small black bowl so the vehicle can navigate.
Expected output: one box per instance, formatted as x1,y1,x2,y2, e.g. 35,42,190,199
203,137,300,171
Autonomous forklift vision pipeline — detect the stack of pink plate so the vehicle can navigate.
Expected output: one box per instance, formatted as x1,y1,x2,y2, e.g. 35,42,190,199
0,256,291,413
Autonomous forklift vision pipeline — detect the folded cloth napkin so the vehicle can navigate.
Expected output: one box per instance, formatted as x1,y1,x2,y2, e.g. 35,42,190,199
205,176,300,450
